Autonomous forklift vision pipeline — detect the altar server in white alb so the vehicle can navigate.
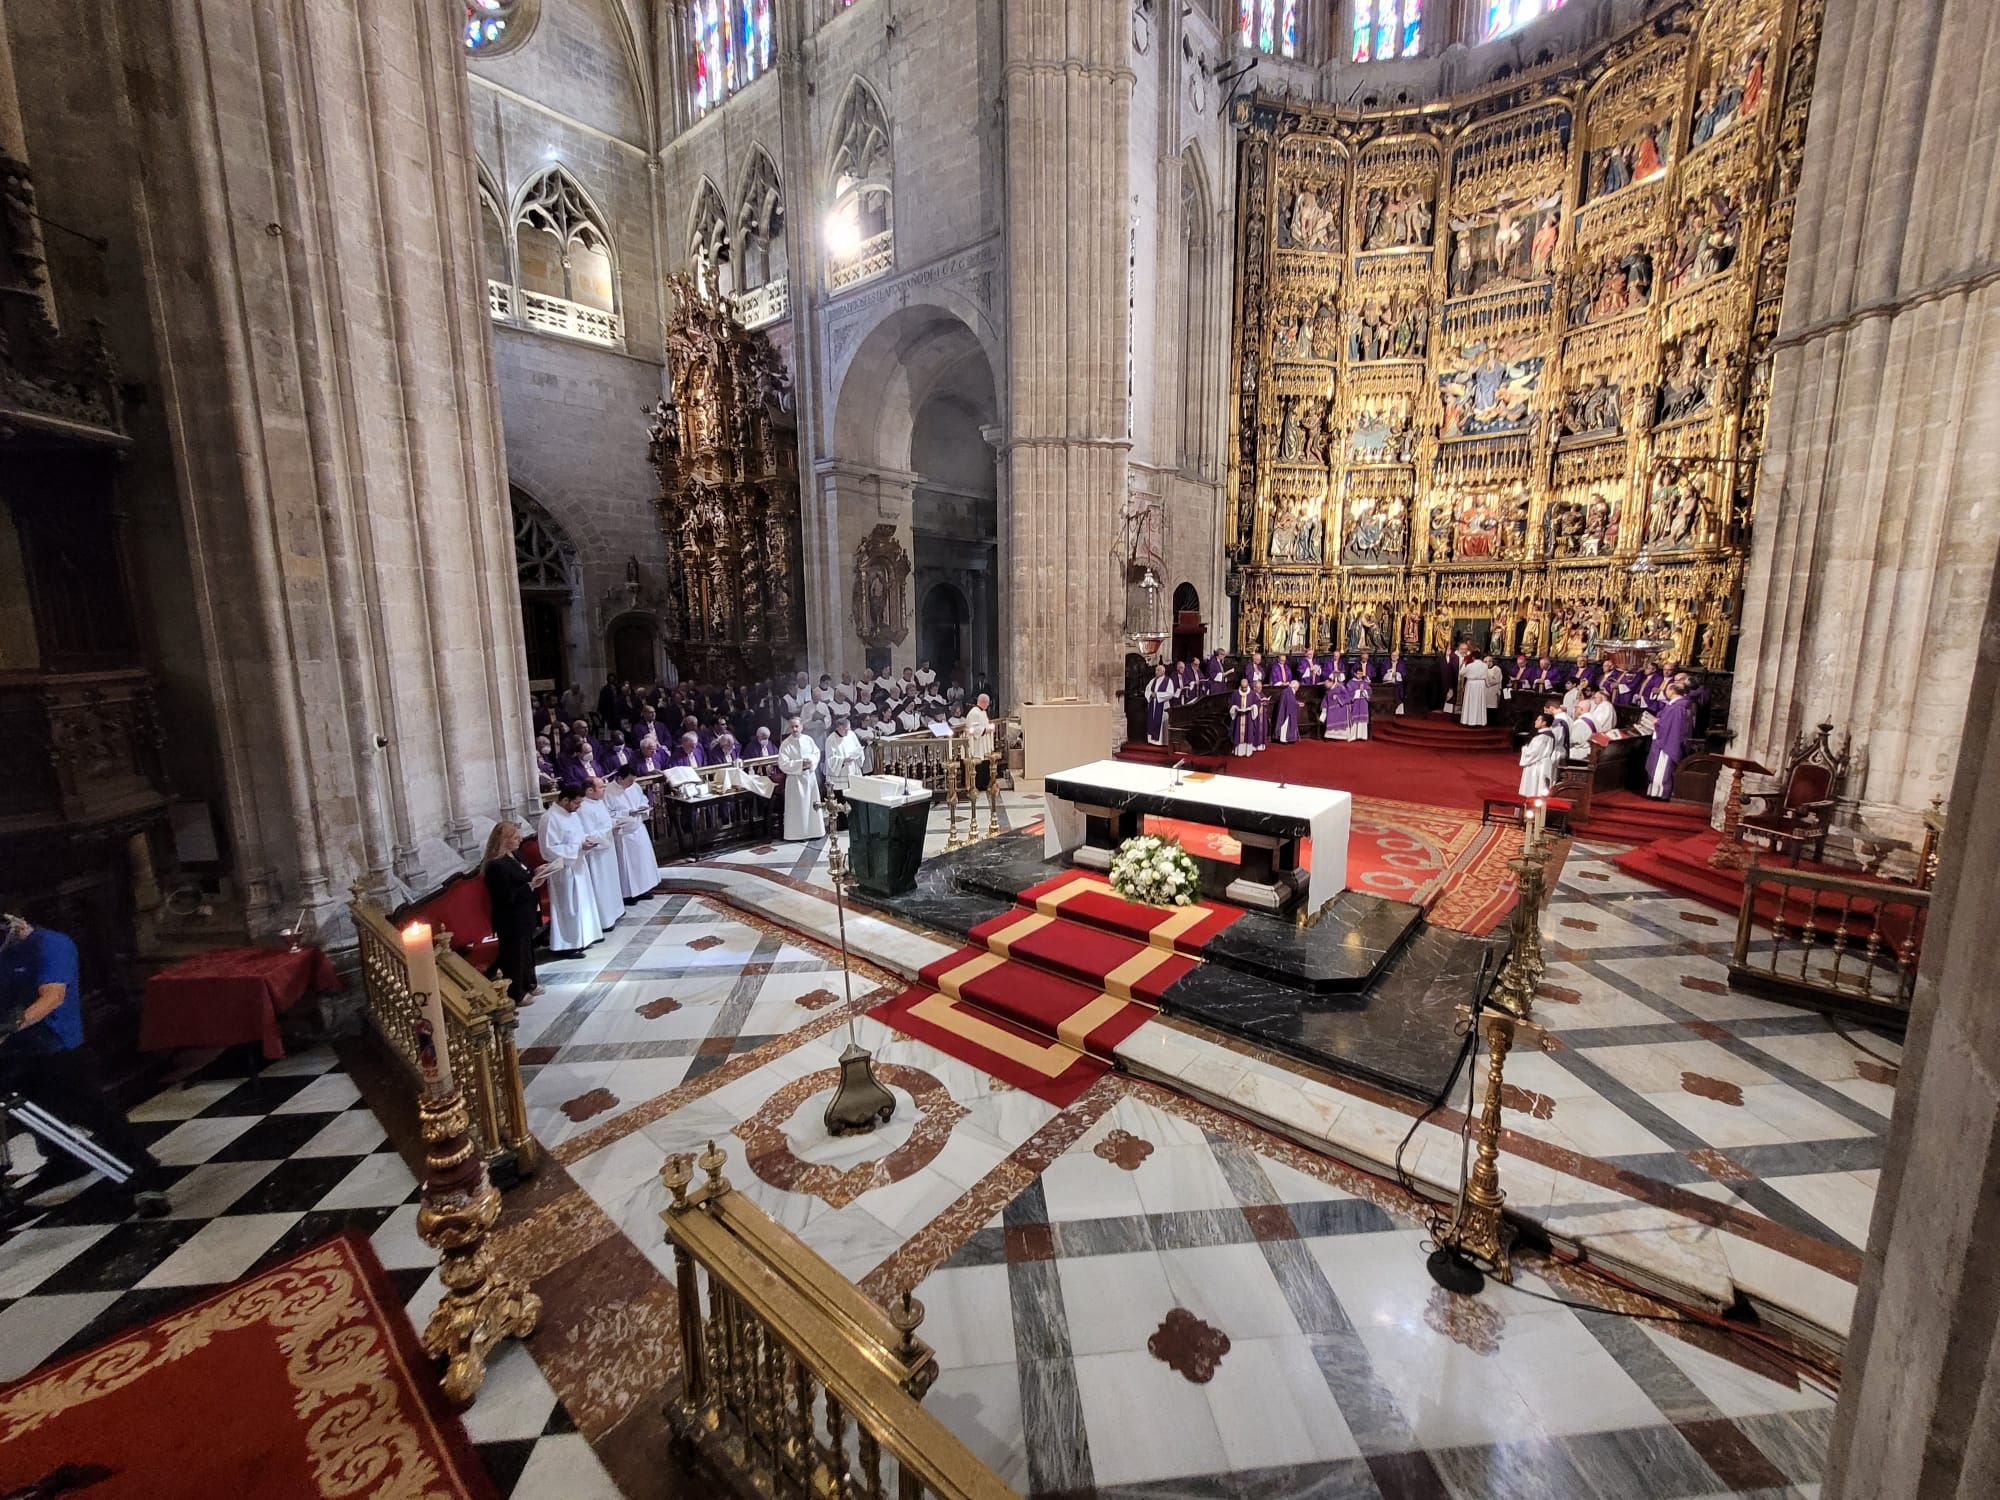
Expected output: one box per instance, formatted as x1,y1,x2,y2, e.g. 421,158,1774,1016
536,786,605,956
1518,712,1563,796
777,716,826,840
824,712,868,794
605,765,662,903
576,780,626,931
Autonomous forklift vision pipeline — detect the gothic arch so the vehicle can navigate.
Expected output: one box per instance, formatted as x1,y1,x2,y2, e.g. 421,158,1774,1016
511,165,621,317
824,76,893,289
474,158,511,289
733,147,785,293
688,174,732,291
1179,146,1219,474
510,487,583,688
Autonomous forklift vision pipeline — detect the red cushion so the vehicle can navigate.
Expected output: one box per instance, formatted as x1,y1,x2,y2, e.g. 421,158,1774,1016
391,866,499,973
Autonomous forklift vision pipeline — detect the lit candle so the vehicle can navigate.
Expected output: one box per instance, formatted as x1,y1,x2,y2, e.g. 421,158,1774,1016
401,920,453,1091
1530,797,1547,843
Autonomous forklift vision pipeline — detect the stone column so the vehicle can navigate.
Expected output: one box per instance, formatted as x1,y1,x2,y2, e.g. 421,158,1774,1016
1732,0,2000,847
1826,553,2000,1499
999,0,1135,708
102,0,533,931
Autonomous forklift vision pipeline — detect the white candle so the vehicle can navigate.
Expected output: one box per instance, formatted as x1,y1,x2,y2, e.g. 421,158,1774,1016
1530,797,1546,842
401,920,453,1091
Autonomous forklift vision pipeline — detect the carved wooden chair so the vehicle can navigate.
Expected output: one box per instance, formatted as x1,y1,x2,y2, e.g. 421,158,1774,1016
1741,722,1850,865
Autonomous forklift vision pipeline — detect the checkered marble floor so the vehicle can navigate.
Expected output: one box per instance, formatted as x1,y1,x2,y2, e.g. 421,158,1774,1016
0,1046,619,1499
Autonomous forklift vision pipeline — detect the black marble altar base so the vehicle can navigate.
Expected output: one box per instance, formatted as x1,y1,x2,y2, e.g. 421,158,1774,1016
848,796,929,897
853,832,1504,1104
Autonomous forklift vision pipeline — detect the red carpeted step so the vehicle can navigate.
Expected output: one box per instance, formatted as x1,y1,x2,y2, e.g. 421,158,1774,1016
1015,870,1242,954
913,945,1157,1059
968,908,1197,1001
1374,716,1515,753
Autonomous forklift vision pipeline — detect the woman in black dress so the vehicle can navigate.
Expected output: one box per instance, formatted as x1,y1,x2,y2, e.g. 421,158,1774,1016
482,821,546,1004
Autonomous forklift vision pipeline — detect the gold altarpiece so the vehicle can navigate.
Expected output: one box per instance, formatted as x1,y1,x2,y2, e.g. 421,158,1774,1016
1227,0,1822,671
647,274,805,681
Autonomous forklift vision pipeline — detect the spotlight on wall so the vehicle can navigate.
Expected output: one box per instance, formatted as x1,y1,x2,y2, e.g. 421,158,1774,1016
825,206,862,260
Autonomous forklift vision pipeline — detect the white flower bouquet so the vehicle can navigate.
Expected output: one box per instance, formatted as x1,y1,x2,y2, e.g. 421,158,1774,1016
1107,833,1202,908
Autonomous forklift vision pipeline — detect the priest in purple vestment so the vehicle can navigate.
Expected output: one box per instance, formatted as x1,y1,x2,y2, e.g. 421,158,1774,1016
1172,658,1202,700
1322,670,1354,739
1270,656,1300,744
1228,681,1267,756
668,732,706,771
1637,661,1669,712
1645,685,1694,799
1381,652,1407,714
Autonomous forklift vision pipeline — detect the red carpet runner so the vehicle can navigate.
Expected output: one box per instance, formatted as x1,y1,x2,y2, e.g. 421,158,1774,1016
0,1231,497,1500
872,873,1237,1105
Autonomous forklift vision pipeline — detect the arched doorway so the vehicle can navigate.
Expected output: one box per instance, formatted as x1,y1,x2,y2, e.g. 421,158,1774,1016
1172,582,1205,664
607,612,660,685
919,583,969,689
512,487,578,690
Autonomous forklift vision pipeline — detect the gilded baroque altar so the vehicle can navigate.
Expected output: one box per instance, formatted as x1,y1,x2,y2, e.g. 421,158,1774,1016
1228,0,1822,670
647,274,805,681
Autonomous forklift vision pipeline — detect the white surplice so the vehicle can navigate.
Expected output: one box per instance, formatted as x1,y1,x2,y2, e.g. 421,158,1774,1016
607,784,661,899
778,733,826,840
535,803,604,953
962,705,995,761
824,729,867,792
1518,731,1559,796
576,794,625,928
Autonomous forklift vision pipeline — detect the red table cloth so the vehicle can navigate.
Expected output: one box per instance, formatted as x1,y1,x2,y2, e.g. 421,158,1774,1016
140,944,341,1060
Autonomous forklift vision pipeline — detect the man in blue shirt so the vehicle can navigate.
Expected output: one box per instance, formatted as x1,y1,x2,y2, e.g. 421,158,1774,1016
2,914,162,1204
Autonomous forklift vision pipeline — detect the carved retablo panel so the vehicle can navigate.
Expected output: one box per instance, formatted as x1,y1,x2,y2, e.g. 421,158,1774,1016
647,273,804,680
1225,0,1822,671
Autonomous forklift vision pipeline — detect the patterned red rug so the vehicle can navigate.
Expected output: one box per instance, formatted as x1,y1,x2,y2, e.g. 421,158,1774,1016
1015,870,1243,953
1143,797,1543,936
0,1231,496,1500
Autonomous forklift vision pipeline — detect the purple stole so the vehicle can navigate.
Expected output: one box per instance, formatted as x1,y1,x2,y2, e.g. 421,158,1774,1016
1298,658,1323,686
1143,676,1173,742
556,752,596,785
668,749,704,771
1638,672,1667,710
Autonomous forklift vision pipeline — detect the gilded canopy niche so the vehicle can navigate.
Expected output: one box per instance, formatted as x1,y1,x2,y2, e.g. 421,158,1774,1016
1227,0,1821,673
646,274,805,682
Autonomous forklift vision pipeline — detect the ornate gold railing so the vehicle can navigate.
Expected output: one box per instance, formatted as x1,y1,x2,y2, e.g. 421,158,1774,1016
1728,863,1930,1029
660,1145,1011,1500
348,889,537,1181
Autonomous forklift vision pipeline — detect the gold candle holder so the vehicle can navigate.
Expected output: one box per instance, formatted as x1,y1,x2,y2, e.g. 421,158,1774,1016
985,752,1003,839
1428,829,1553,1294
943,759,963,851
416,1085,541,1403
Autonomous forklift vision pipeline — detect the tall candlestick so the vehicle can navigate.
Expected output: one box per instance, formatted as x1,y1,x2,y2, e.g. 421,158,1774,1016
402,920,453,1092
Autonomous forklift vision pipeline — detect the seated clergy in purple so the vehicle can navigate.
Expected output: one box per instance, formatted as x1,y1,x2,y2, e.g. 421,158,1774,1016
632,736,668,774
668,732,706,771
1380,652,1408,714
1525,655,1564,693
1297,653,1324,687
1229,679,1267,756
1636,661,1669,712
556,733,600,786
1352,651,1378,683
1172,658,1202,700
1270,655,1300,744
535,737,559,792
1205,650,1229,686
1645,683,1694,799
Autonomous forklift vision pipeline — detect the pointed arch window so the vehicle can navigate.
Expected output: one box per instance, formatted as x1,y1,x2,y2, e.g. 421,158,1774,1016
735,151,788,327
687,0,775,117
826,81,893,292
1179,152,1217,476
1350,0,1422,61
1238,1,1297,58
503,168,623,345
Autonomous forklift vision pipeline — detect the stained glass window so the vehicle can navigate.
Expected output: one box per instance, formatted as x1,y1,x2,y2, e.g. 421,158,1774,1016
1484,0,1564,43
689,0,773,116
465,0,535,56
1351,0,1420,61
1241,0,1297,58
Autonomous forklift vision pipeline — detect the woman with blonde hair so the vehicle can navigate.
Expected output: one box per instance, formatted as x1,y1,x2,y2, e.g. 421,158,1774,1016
482,820,549,1002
